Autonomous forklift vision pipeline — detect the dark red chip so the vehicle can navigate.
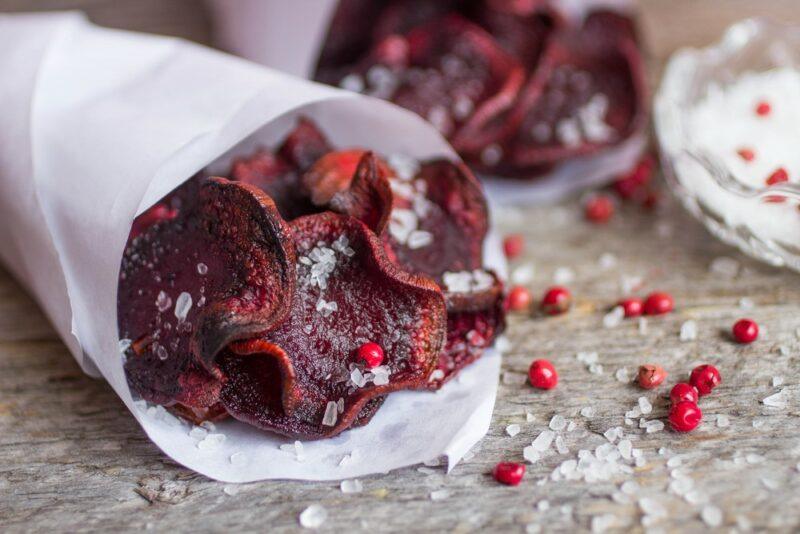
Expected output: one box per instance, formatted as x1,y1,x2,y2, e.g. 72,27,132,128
119,178,296,411
218,212,447,438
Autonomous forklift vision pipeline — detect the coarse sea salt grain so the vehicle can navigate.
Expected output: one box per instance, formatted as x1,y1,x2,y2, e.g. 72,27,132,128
299,504,327,529
603,306,625,329
709,257,739,278
430,489,451,501
580,406,595,418
532,430,556,451
174,291,192,322
197,433,226,450
701,505,723,527
506,424,521,437
553,267,575,284
549,415,567,431
512,264,535,284
679,320,698,341
762,389,788,408
716,414,731,427
340,479,363,494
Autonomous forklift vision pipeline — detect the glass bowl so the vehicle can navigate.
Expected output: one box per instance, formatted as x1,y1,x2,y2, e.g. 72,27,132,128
654,18,800,272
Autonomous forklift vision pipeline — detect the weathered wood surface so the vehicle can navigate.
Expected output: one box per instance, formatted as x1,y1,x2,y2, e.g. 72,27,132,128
2,1,800,532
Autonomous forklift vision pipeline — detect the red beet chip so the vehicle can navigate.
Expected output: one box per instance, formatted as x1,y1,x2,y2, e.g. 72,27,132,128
506,285,532,312
505,12,647,171
218,212,447,439
303,150,394,234
637,364,667,389
584,194,615,224
669,401,702,432
493,462,526,486
503,234,525,259
619,298,643,318
643,291,674,315
528,359,558,389
669,382,699,405
541,286,571,315
358,342,385,368
119,178,296,411
732,318,759,344
689,364,721,397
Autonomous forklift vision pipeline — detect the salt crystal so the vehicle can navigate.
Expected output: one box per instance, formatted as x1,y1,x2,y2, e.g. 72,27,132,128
621,480,639,494
549,415,567,431
667,456,683,468
430,489,451,501
555,436,569,455
709,257,739,278
532,430,556,451
762,389,788,408
617,439,633,460
155,290,172,312
340,479,363,494
556,118,582,147
679,320,697,341
615,368,629,383
685,490,707,505
495,336,512,354
566,421,577,432
423,457,441,467
189,427,208,441
299,504,328,529
603,306,625,329
761,477,780,490
580,406,595,418
118,338,131,353
351,368,368,388
778,345,790,356
639,497,667,518
716,414,730,427
197,433,226,450
480,144,503,166
598,253,617,270
223,485,241,496
372,365,391,386
604,428,619,443
591,514,617,533
645,420,665,433
772,376,784,387
746,453,765,464
700,505,723,527
638,317,648,335
588,363,604,375
407,230,434,249
340,73,365,93
620,274,643,295
230,452,247,465
526,412,535,423
553,267,575,284
315,298,338,318
669,477,694,496
428,369,445,383
196,262,208,275
174,292,192,322
506,424,521,437
537,500,550,512
638,397,653,415
322,401,338,426
511,264,535,284
739,297,755,310
523,446,541,464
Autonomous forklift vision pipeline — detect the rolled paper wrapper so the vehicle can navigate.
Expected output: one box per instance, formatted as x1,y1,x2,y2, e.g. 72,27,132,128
208,0,647,205
0,12,505,482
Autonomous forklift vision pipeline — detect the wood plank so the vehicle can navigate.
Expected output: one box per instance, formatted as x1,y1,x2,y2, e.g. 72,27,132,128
1,1,799,532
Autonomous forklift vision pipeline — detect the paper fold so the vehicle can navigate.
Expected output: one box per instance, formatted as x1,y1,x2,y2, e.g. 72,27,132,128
0,12,502,482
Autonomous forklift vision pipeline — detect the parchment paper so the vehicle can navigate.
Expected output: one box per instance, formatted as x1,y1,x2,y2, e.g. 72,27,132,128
0,12,504,483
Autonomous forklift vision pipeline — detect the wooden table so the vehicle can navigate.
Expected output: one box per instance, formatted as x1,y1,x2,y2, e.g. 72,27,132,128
2,1,800,532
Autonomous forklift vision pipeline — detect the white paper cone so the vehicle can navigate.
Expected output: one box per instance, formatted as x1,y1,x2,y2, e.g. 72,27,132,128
208,0,644,204
0,12,504,483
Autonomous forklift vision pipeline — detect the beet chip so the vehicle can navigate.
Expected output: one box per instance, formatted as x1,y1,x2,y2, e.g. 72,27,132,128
487,12,647,173
119,178,295,411
218,212,447,438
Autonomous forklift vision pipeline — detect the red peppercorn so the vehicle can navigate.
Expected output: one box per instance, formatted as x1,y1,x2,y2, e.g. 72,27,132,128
736,148,755,162
669,401,703,432
669,382,699,405
689,364,721,396
503,234,525,260
619,298,644,318
528,359,558,390
584,194,615,224
732,318,759,344
357,342,384,368
637,364,668,389
766,167,789,186
506,285,532,312
541,286,571,315
493,462,526,486
755,100,772,116
643,292,674,316
614,156,654,199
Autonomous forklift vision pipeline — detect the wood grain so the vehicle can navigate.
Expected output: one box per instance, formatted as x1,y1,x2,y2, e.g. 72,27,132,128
2,1,800,532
